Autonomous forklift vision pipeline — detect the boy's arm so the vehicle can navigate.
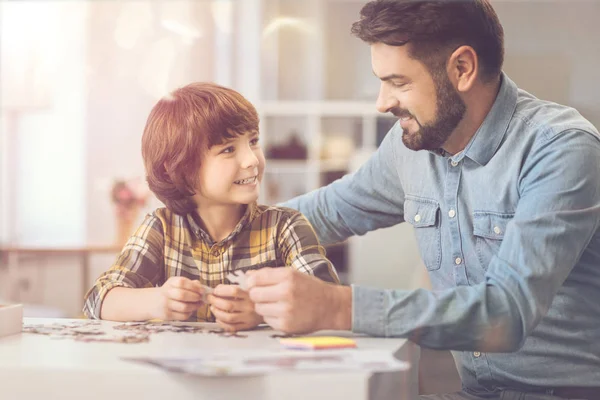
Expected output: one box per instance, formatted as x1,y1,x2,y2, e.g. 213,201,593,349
83,214,165,320
277,211,340,284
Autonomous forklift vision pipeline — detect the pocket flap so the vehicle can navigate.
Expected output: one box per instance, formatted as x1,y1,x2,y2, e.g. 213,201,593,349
404,197,439,228
473,211,514,239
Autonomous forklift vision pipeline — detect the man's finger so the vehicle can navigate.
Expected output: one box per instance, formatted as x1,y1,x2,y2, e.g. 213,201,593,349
248,282,287,304
262,316,283,331
253,301,289,318
245,267,290,289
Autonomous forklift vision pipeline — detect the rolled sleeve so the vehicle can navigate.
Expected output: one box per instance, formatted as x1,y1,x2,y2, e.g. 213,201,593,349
82,214,165,319
277,210,340,284
351,285,387,336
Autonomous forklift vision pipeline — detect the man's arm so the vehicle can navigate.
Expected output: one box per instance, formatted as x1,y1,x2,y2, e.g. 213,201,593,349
281,124,406,245
353,129,600,351
251,129,600,348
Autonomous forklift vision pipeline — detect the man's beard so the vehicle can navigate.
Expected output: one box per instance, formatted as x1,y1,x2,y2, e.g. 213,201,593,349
392,74,466,151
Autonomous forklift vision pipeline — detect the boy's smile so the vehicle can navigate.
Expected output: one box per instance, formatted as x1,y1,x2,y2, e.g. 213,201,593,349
234,176,258,186
193,130,265,209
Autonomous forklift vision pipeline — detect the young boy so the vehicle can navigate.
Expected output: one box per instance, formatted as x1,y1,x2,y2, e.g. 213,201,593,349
83,82,339,331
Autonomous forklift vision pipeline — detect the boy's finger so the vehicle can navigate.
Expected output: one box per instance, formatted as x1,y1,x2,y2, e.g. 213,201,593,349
168,287,204,303
211,306,242,324
165,311,193,321
168,299,203,313
208,295,239,312
170,276,203,293
214,284,246,298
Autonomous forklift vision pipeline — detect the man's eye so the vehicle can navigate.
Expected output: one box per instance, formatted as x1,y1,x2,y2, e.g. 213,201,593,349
250,137,260,146
391,81,406,88
221,146,234,154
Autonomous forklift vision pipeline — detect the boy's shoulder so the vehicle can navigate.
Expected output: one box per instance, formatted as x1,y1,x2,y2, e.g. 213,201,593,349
146,207,188,229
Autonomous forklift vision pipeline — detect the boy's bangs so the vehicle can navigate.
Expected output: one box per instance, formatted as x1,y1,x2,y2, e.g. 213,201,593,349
205,107,258,148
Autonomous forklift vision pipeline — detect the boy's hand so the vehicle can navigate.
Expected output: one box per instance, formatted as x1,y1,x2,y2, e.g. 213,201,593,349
208,284,263,332
154,276,205,321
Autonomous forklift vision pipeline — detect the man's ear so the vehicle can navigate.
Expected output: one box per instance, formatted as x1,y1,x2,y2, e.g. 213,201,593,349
447,45,478,93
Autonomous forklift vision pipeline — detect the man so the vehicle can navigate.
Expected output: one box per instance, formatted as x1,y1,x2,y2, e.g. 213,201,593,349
246,1,600,399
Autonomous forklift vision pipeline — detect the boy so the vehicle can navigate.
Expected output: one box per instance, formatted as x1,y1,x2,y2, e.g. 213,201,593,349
83,82,339,331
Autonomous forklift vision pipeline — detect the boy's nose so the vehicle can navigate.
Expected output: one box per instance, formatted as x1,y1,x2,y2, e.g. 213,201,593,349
240,148,259,169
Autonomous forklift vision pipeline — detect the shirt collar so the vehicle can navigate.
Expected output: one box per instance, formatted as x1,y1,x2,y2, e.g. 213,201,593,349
186,202,259,246
461,73,518,166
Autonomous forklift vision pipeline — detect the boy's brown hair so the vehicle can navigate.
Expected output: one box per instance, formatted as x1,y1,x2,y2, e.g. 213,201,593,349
142,82,259,215
351,0,504,83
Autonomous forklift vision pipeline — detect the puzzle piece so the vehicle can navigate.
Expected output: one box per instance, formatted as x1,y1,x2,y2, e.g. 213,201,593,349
226,270,248,290
199,283,214,302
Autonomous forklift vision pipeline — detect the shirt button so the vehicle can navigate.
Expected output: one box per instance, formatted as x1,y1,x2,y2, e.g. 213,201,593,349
414,214,421,222
212,249,220,257
493,226,501,234
448,209,456,218
455,257,462,265
451,160,459,167
473,352,481,358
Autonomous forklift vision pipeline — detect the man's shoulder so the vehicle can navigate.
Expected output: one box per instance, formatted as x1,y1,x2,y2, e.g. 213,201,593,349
253,204,301,220
513,89,599,141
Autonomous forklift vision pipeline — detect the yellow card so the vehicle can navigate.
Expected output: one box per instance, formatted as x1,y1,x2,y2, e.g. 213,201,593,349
279,336,357,350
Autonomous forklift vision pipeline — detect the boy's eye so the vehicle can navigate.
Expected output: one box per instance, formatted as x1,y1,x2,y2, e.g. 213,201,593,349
250,137,260,146
221,146,235,154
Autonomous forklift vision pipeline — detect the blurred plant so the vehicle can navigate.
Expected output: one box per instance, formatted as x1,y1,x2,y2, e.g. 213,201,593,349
111,178,149,219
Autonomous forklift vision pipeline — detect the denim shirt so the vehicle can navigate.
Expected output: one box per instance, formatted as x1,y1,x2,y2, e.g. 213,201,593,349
283,74,600,391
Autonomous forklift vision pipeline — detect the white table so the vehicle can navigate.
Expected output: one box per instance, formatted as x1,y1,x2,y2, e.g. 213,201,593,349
0,318,419,400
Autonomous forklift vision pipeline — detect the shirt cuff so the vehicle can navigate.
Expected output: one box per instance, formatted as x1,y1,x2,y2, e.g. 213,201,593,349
351,285,387,336
84,281,132,319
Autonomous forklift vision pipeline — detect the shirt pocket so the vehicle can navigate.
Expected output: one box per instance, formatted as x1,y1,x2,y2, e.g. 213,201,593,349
404,196,441,271
473,211,514,271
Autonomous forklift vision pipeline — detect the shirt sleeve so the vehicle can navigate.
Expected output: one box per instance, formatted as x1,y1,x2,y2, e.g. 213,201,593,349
82,213,165,319
281,124,406,245
277,210,340,284
353,129,600,352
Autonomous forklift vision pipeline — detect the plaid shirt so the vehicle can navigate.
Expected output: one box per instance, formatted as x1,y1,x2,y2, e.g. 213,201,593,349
83,203,339,321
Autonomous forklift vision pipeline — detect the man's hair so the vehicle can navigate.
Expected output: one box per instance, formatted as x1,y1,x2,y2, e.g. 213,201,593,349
142,82,259,215
351,0,504,82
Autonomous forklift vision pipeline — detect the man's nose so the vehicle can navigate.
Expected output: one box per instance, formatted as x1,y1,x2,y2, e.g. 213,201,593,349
375,83,399,114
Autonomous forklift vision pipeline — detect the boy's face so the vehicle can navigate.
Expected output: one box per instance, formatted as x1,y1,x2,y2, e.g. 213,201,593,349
193,130,265,208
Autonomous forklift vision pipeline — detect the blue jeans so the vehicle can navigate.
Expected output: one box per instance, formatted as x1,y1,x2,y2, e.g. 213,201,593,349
420,390,585,400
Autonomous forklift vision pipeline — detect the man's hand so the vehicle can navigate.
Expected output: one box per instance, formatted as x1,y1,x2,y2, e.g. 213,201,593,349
246,268,352,334
154,276,205,321
208,284,263,331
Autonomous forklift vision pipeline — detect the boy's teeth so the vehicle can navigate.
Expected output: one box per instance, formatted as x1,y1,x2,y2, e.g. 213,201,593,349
235,177,255,184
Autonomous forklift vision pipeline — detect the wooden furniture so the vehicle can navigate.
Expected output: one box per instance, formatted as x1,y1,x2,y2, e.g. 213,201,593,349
0,246,121,303
0,318,419,400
